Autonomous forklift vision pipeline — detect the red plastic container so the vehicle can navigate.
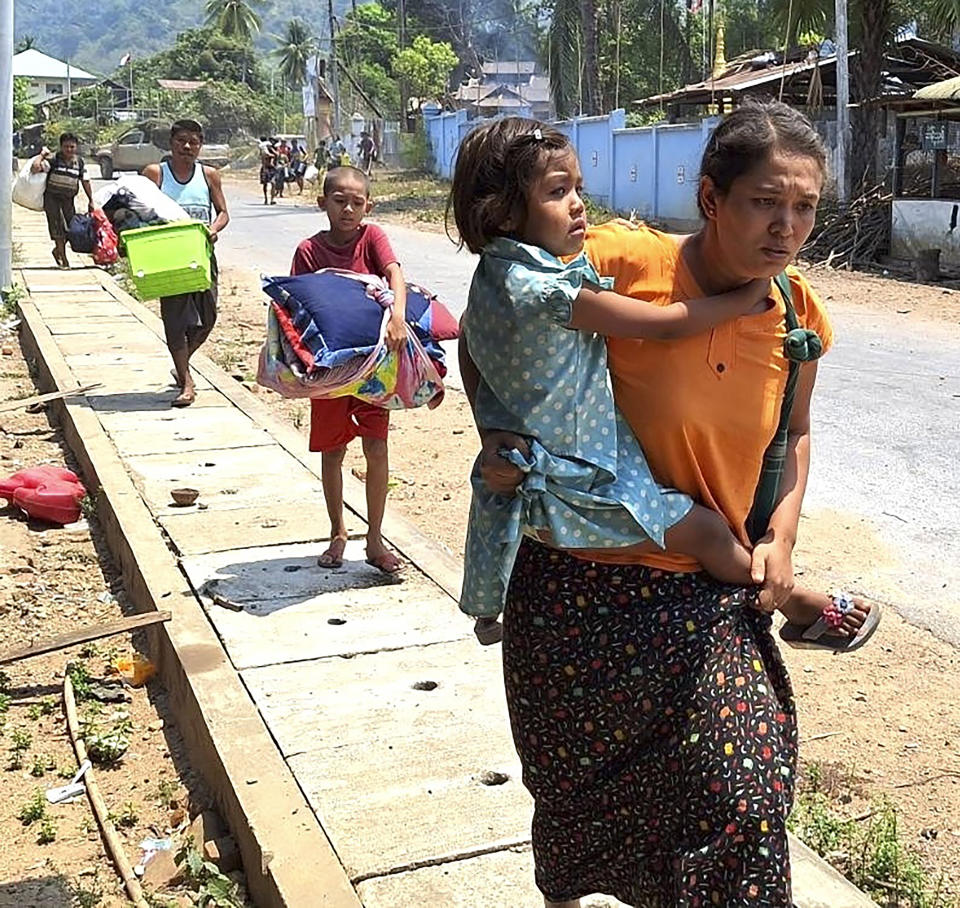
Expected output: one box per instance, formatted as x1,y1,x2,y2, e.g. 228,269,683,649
0,466,81,502
2,466,86,525
13,482,86,525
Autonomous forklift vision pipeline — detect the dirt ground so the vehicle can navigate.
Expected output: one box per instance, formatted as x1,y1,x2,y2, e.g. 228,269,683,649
0,331,245,907
205,173,960,902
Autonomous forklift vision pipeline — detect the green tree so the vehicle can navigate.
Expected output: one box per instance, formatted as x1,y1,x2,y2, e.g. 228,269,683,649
129,27,265,92
180,81,282,135
340,3,398,73
339,3,401,115
275,19,316,87
768,0,896,187
15,35,37,52
13,77,35,130
204,0,263,41
548,0,581,117
392,35,459,108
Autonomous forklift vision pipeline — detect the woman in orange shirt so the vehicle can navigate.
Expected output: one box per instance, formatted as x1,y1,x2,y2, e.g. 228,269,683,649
464,101,871,906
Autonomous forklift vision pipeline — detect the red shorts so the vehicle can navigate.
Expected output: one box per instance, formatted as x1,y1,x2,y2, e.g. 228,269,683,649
308,396,389,452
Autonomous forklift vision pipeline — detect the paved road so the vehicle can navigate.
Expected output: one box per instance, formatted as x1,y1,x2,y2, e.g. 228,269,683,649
216,182,960,646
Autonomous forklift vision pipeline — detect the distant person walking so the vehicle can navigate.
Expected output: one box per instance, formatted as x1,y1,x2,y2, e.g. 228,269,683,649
32,132,94,269
142,119,229,408
358,131,375,176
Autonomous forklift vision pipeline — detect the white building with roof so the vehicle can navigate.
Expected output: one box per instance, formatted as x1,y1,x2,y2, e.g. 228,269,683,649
13,48,98,103
454,60,554,120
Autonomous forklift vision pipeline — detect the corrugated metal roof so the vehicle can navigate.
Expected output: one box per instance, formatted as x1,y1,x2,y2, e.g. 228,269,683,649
914,75,960,100
12,48,97,81
641,56,823,106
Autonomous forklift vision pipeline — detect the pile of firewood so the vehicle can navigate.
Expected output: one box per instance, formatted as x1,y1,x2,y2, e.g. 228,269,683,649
801,185,892,269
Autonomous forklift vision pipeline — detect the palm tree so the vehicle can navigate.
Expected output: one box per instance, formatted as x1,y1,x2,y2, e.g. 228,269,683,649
772,0,894,190
581,0,599,114
275,19,317,87
204,0,264,41
548,0,582,117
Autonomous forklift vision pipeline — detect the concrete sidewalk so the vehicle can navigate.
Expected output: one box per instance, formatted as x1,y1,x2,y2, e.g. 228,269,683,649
9,206,875,907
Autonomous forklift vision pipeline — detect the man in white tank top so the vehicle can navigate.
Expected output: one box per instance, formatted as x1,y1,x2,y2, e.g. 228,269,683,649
143,119,230,407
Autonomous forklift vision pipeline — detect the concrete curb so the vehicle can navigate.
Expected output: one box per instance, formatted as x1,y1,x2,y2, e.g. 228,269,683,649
16,285,363,908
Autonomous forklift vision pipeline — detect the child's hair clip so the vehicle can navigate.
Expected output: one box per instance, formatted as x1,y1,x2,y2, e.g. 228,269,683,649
533,128,543,141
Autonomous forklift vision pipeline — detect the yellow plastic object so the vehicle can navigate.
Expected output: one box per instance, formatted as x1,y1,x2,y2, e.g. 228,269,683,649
112,653,156,687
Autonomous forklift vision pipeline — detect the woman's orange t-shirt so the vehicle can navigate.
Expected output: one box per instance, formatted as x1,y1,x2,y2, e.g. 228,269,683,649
581,221,834,572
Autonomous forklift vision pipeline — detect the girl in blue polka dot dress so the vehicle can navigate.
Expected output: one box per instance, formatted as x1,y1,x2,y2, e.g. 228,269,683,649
452,118,771,644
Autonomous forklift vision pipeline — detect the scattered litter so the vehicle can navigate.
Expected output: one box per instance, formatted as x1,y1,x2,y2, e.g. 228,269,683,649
200,579,244,612
46,759,91,804
98,590,117,604
478,770,510,786
86,680,130,703
134,836,173,876
112,653,156,687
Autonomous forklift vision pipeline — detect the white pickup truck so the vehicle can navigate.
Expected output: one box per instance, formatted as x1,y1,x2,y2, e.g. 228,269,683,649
95,122,230,179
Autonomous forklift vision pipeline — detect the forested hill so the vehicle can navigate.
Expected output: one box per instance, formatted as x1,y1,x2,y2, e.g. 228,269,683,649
13,0,348,74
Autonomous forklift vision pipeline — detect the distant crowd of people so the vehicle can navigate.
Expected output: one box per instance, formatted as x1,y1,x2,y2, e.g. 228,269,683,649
257,132,378,206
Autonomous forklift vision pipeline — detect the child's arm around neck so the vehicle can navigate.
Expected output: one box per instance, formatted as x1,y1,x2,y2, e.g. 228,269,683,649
568,277,770,341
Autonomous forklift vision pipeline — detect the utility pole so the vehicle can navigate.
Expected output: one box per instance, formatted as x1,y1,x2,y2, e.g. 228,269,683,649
1,0,14,290
327,0,340,133
835,0,850,204
398,0,407,129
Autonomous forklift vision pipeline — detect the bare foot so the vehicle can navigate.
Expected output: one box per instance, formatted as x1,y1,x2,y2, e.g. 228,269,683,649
317,536,347,568
365,541,402,575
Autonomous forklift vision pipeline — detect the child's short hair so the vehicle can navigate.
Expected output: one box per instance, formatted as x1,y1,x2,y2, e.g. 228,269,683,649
448,117,573,254
322,165,371,197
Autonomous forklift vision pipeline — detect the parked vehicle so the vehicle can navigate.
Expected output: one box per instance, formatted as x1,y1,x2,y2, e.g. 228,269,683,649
13,123,45,159
95,121,230,179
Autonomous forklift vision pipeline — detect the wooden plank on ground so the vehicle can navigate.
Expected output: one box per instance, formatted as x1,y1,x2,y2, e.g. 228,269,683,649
0,611,172,664
0,382,102,413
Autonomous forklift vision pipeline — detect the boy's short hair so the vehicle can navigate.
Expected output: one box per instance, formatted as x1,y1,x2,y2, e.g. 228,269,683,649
59,132,79,146
171,118,204,140
322,165,371,198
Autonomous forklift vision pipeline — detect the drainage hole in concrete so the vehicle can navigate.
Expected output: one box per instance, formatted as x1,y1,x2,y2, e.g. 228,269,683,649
479,770,510,786
327,617,347,626
283,565,302,573
412,680,438,691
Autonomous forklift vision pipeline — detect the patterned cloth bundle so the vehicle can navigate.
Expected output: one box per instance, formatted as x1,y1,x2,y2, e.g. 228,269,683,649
257,268,459,409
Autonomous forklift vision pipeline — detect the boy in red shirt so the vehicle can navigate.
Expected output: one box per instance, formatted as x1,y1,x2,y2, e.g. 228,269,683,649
291,166,407,574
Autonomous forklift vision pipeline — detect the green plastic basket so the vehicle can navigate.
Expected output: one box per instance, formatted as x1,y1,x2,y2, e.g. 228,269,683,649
121,221,212,300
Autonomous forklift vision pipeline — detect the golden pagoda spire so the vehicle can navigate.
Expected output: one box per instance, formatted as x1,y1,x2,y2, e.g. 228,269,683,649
713,22,727,77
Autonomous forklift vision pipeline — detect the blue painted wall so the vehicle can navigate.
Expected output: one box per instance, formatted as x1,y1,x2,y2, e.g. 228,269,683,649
425,109,719,227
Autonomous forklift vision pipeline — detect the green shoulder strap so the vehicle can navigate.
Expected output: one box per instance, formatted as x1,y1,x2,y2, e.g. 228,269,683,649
744,271,823,544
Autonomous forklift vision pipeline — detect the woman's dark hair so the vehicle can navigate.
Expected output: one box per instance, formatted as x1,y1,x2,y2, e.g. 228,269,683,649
698,99,827,216
59,132,78,146
447,117,573,253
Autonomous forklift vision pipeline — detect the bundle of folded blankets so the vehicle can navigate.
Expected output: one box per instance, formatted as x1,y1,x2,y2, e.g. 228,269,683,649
257,268,460,410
